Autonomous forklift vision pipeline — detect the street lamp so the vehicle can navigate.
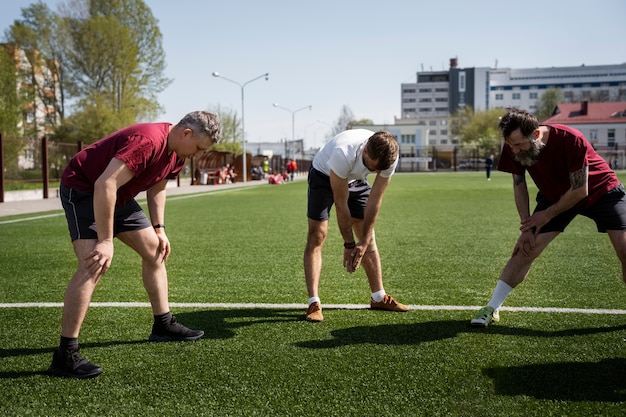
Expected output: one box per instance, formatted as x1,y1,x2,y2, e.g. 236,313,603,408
273,103,312,159
212,71,269,182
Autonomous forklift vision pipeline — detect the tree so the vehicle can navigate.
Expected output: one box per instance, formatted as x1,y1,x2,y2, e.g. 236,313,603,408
0,45,25,180
451,106,503,156
9,0,172,143
535,88,563,121
332,105,355,136
347,118,374,130
0,46,21,138
7,2,67,124
207,104,242,154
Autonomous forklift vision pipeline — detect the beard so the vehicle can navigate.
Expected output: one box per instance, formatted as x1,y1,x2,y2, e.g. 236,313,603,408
515,139,545,166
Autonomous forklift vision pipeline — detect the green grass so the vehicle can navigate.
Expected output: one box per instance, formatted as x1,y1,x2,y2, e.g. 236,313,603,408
1,172,625,416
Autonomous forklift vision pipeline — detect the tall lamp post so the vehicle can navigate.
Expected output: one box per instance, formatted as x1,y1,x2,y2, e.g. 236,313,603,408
212,71,269,182
273,103,312,159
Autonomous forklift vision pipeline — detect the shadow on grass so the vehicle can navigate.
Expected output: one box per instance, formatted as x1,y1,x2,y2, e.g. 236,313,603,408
0,309,300,379
483,358,626,402
476,323,626,338
296,320,626,349
175,308,302,340
0,340,147,380
296,319,469,348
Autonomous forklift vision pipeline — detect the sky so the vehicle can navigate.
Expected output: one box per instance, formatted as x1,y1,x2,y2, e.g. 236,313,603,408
1,0,626,150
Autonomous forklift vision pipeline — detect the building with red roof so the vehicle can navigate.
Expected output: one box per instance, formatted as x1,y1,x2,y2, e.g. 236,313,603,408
542,101,626,168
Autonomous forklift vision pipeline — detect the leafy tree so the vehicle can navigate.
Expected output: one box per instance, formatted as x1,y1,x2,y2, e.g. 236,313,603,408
207,104,242,155
9,0,172,143
451,106,503,156
7,2,67,123
535,88,563,121
348,118,374,130
0,46,21,138
0,45,26,179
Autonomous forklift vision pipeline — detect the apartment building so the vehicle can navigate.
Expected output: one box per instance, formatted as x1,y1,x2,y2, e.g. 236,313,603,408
366,59,626,170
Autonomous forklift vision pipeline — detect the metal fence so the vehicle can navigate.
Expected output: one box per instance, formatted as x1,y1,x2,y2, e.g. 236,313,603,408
0,135,83,202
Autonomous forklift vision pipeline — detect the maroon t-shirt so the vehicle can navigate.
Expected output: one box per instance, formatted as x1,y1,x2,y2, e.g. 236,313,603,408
498,124,619,210
61,123,184,206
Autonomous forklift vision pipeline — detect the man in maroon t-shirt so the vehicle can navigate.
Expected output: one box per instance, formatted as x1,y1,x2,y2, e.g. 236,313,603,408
48,111,221,379
471,107,626,327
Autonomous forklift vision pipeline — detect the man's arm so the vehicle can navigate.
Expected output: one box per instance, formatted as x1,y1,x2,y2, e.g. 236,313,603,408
89,158,134,275
512,173,531,221
146,179,168,227
520,166,589,234
329,170,354,244
146,179,170,261
359,174,391,247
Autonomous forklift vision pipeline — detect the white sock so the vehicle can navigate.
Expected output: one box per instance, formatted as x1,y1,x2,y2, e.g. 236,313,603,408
487,281,513,310
371,290,386,302
308,297,320,306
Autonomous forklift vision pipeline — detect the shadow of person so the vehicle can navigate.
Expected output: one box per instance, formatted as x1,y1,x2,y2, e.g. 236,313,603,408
482,358,626,402
174,308,302,340
477,323,626,338
295,320,469,349
295,319,626,349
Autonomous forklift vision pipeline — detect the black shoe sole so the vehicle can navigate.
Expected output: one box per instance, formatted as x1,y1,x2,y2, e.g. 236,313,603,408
48,366,103,379
148,331,204,342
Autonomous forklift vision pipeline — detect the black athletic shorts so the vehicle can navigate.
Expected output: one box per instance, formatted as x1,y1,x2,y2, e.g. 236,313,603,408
535,184,626,233
60,183,151,241
307,167,371,221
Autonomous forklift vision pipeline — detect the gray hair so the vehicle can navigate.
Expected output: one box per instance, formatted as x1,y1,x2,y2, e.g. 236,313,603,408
177,111,222,143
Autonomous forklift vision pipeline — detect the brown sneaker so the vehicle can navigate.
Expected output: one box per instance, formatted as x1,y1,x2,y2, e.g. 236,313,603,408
305,302,324,322
370,294,408,312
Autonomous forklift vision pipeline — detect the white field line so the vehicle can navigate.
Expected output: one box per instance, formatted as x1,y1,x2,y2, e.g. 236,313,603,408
0,302,625,315
0,187,248,225
0,213,63,224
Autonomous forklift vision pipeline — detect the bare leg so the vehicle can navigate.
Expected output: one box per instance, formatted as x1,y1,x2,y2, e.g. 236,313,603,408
117,228,169,315
498,231,559,288
607,229,626,285
352,221,384,293
304,219,328,298
61,239,103,338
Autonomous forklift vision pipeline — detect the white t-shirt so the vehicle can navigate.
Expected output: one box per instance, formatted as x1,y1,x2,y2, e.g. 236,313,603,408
312,129,397,181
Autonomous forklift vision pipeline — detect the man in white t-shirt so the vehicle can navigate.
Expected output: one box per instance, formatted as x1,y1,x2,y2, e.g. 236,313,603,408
304,129,408,322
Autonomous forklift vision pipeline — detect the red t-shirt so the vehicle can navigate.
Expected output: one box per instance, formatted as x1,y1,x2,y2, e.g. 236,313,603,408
498,124,619,210
61,123,184,206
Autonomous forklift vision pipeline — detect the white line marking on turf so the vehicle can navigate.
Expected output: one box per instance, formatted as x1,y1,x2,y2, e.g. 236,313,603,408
0,213,63,224
0,302,625,315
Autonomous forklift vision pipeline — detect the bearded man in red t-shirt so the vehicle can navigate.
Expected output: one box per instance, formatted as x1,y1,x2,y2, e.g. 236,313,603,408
471,107,626,327
48,111,221,379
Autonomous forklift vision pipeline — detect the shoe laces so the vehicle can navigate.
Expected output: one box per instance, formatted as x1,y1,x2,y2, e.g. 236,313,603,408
307,303,320,314
379,295,395,305
67,349,89,368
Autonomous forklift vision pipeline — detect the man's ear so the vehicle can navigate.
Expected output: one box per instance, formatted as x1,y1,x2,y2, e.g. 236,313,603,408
182,128,193,139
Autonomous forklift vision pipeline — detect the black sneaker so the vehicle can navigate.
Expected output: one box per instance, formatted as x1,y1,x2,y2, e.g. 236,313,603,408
48,348,103,379
148,315,204,342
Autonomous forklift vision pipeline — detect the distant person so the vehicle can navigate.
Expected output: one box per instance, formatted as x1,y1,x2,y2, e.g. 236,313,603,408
225,163,236,183
268,173,284,184
304,129,408,322
49,111,221,379
485,154,494,181
287,159,298,181
251,165,263,180
471,107,626,327
262,156,270,178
